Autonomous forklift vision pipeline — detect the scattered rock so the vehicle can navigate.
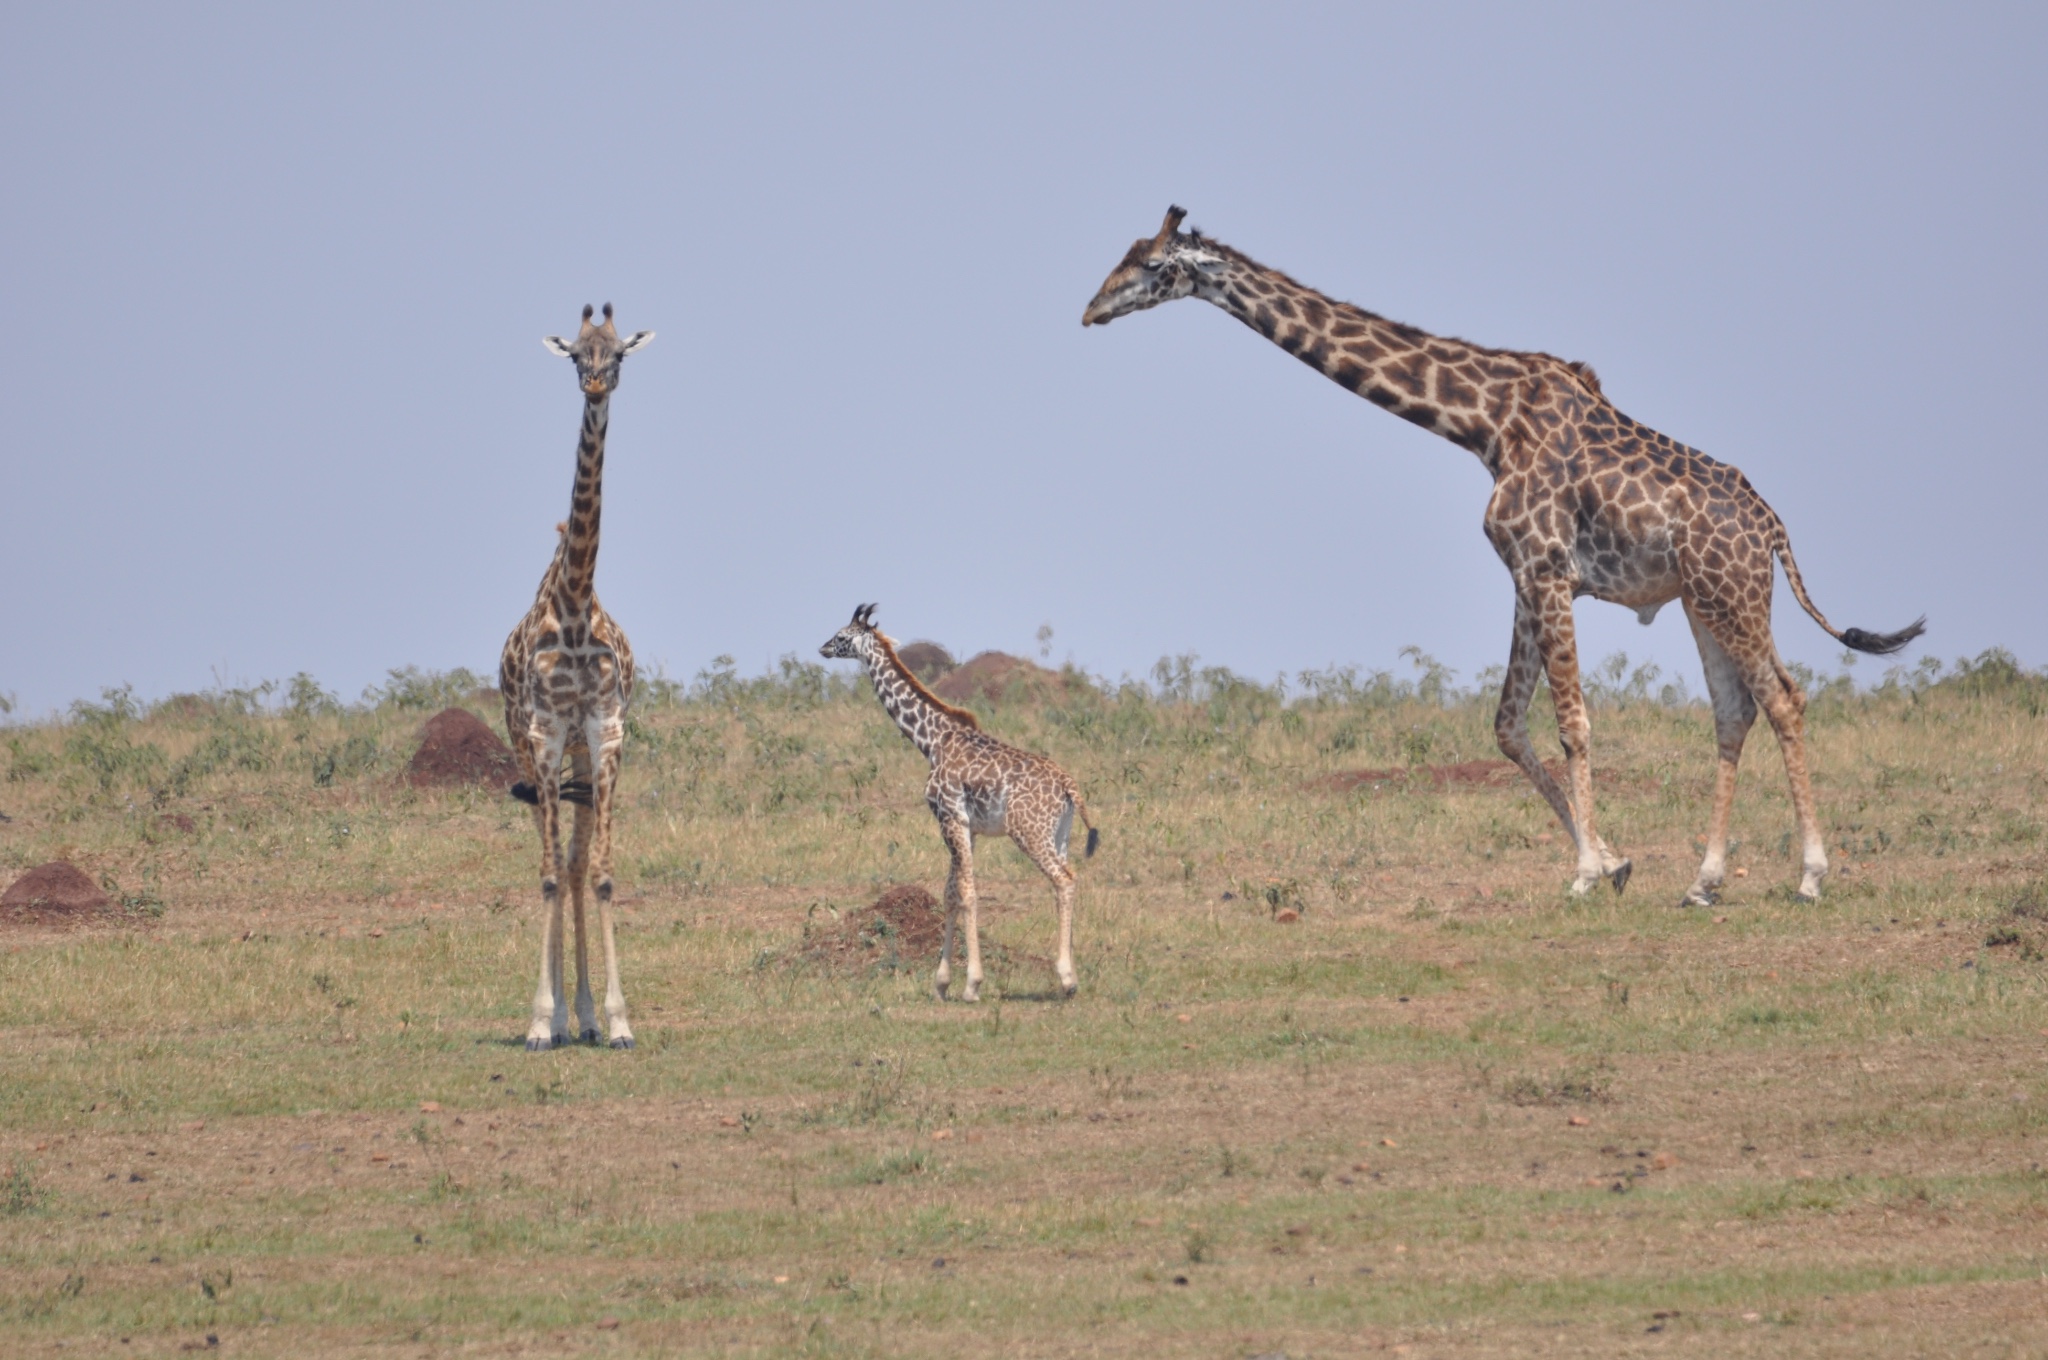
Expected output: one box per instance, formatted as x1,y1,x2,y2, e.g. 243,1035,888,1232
1273,908,1300,924
418,1102,442,1114
1,861,112,927
405,708,519,790
1652,1152,1679,1170
1568,1115,1590,1127
930,651,1067,705
895,641,957,683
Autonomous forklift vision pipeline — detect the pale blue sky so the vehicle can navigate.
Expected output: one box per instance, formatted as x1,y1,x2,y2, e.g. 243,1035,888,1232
3,4,2042,716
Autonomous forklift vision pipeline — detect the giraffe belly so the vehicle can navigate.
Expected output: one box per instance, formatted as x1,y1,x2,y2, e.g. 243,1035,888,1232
965,787,1008,836
1572,536,1680,617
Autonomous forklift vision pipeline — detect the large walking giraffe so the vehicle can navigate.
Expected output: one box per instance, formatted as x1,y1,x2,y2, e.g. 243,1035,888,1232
501,303,653,1048
1083,208,1922,905
820,605,1099,1000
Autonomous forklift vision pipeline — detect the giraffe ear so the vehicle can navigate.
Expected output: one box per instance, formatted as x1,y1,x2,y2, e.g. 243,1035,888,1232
542,336,575,358
619,330,656,355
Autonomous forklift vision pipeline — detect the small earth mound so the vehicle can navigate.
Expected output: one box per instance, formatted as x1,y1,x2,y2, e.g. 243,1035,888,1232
896,641,957,684
407,708,520,790
931,652,1066,704
802,884,948,975
2,861,112,926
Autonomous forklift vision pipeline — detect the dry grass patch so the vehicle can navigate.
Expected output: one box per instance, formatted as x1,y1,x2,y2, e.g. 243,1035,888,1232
1,652,2045,1354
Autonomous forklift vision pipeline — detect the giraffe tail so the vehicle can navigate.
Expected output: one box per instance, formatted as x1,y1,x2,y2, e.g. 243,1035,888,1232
1771,520,1926,655
1069,789,1100,859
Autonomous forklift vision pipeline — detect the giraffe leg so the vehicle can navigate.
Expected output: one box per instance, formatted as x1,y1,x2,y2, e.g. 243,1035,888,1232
1019,810,1079,997
589,731,634,1049
934,812,971,1001
1681,603,1758,907
1736,639,1828,899
960,828,985,1004
1495,596,1583,845
525,730,570,1051
1528,578,1630,895
565,749,599,1045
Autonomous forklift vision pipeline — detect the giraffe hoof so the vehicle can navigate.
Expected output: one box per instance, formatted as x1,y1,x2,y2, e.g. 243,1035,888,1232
1608,860,1633,894
608,1036,635,1050
526,1035,554,1052
1681,887,1718,909
935,981,950,1001
579,1028,601,1046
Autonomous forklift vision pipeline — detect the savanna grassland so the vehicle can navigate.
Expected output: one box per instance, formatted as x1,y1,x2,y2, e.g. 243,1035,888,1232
1,648,2045,1359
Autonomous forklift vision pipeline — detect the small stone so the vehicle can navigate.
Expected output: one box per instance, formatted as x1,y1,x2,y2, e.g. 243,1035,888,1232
595,1317,620,1331
1176,1013,1192,1023
772,1275,789,1285
718,1117,739,1128
1652,1152,1678,1170
369,928,385,939
1713,915,1728,924
418,1102,442,1114
1380,1138,1397,1148
932,1129,953,1141
1351,1162,1370,1173
965,1132,984,1145
1734,867,1749,878
1568,1115,1589,1127
1274,909,1300,924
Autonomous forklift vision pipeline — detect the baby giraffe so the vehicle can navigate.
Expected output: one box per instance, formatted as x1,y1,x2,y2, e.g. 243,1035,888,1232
820,605,1099,1001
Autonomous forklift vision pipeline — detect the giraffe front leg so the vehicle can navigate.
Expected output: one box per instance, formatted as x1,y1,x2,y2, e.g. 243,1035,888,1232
1529,579,1629,896
935,815,977,1002
566,795,599,1045
590,742,633,1049
526,754,568,1051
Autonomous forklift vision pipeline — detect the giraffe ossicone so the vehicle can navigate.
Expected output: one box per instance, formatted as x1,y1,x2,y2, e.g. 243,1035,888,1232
500,305,654,1051
1084,208,1924,905
820,604,1099,1001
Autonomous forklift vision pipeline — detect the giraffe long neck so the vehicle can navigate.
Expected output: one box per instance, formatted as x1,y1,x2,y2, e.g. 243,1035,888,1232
862,644,962,763
1195,255,1526,471
553,393,610,611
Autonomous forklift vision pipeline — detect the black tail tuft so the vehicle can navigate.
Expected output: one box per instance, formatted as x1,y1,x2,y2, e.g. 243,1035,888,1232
509,780,594,807
1840,616,1927,655
1085,827,1100,858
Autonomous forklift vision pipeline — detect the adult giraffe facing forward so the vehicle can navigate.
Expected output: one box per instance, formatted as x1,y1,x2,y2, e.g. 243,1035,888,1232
1084,208,1922,905
501,303,652,1049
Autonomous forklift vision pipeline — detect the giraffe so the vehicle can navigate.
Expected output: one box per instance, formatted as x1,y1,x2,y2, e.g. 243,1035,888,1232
500,303,653,1049
1083,208,1923,905
820,605,1100,1000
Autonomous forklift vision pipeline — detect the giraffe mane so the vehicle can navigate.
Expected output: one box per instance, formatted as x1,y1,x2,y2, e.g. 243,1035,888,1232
1184,229,1611,389
871,630,980,730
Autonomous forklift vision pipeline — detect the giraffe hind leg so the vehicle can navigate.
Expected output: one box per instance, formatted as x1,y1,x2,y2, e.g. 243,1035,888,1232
1018,817,1079,997
1681,602,1758,907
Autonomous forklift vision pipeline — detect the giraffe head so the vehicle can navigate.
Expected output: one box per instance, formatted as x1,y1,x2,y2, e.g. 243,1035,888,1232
1081,206,1227,326
819,603,882,662
542,303,655,399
